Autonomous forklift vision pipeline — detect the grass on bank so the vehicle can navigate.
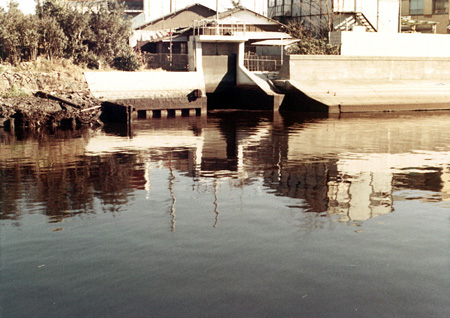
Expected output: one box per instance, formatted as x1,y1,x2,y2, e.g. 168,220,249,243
2,84,31,98
0,58,89,98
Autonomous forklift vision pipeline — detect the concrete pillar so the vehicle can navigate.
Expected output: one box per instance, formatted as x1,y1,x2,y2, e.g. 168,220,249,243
237,41,245,67
146,110,154,118
143,0,150,22
175,109,182,117
195,40,203,73
236,41,249,87
189,109,197,116
160,110,168,118
188,38,196,71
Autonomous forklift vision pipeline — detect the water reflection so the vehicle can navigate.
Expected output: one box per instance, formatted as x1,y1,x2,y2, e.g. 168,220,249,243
2,111,450,226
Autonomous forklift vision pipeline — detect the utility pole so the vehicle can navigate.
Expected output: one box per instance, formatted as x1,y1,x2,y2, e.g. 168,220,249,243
216,0,219,21
143,0,150,21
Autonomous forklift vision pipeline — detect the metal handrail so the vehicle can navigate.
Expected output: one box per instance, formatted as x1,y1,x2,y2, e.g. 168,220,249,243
193,20,247,36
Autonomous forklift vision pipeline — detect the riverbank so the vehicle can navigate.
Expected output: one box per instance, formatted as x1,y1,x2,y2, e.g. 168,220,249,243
0,59,102,129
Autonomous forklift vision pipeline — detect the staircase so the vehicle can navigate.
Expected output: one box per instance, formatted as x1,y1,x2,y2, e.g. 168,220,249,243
355,12,377,32
334,12,377,32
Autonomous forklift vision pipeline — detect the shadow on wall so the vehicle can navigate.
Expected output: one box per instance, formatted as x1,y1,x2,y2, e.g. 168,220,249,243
205,54,278,110
278,90,330,112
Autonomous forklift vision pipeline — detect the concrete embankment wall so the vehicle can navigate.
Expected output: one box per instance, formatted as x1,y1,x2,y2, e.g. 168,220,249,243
84,71,206,116
276,55,450,113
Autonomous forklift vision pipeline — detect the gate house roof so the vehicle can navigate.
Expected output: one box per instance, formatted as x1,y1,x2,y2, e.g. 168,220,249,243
135,3,216,30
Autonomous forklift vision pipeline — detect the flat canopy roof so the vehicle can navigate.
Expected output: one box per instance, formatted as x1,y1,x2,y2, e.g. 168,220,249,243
245,31,292,40
251,39,300,46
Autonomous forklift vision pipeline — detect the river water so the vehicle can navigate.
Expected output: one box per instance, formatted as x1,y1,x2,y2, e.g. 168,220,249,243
1,111,449,317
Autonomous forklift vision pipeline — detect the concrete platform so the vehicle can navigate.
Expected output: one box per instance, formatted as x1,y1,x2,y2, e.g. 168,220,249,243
276,55,450,113
84,71,207,120
277,79,450,113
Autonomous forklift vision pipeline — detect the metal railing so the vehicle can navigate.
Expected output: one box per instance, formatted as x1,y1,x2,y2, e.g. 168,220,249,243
193,20,247,36
244,54,283,72
142,53,189,71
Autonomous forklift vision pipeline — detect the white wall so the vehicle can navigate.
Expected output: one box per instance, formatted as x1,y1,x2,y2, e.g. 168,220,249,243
332,31,450,57
378,0,400,33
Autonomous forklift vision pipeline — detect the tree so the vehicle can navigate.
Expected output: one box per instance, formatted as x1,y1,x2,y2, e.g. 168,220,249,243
36,0,90,60
87,1,132,65
39,16,67,60
1,0,137,69
0,1,39,64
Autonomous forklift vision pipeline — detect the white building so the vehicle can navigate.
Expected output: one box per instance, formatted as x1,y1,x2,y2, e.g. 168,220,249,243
268,0,400,33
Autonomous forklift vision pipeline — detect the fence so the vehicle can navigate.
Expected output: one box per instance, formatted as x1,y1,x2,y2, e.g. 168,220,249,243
193,20,246,36
142,53,189,71
244,54,283,72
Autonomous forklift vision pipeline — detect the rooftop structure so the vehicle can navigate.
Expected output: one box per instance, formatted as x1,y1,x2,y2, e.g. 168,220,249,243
268,0,400,34
66,0,144,17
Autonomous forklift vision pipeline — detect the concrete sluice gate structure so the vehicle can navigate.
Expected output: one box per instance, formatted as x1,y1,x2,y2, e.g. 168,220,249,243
85,52,450,116
84,5,450,117
86,54,450,117
84,6,288,121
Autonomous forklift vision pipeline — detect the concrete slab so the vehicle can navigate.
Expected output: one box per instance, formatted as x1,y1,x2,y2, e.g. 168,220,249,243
85,71,206,100
85,71,207,116
281,79,450,112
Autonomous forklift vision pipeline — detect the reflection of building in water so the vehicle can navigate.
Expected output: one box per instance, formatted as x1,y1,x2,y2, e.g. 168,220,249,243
283,113,450,221
85,113,450,226
6,112,450,225
330,151,450,220
327,170,394,222
441,166,450,201
263,162,337,213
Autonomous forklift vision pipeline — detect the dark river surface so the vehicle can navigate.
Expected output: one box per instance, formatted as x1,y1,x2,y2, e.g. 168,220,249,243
1,110,449,317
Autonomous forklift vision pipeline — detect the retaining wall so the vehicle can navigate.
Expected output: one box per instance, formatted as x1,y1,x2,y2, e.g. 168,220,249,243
279,55,450,82
276,55,450,113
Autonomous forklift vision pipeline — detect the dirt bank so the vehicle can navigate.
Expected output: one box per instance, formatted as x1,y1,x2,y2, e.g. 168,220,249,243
0,59,101,129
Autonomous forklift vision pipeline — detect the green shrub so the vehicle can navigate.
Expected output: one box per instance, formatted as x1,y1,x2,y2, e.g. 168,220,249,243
113,54,140,72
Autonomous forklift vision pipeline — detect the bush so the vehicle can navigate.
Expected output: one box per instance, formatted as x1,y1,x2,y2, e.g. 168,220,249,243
113,54,140,71
74,51,101,69
285,21,339,55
